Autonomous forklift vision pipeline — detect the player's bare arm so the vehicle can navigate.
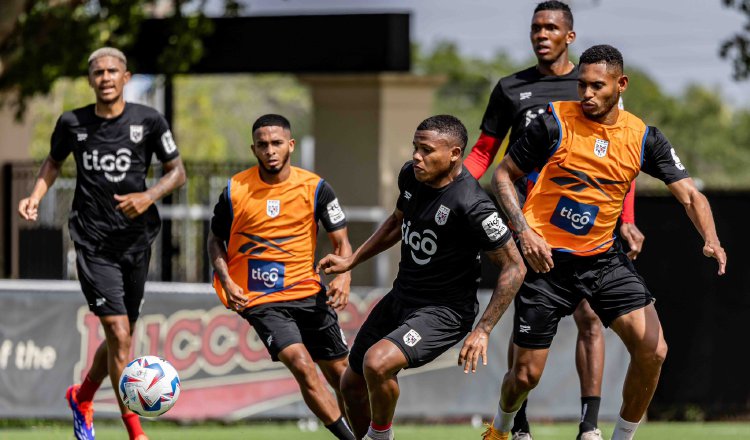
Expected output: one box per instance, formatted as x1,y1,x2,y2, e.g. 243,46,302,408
492,156,554,273
207,230,249,310
115,156,186,219
667,178,727,275
620,222,645,260
458,239,525,374
18,155,64,221
318,208,404,275
325,227,353,310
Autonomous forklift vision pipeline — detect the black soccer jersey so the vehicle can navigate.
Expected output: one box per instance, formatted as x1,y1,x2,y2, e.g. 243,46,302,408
50,103,180,253
393,162,511,319
480,65,579,147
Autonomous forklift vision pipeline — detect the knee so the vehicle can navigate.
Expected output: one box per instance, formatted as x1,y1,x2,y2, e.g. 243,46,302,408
509,366,542,392
103,322,131,351
341,369,367,400
575,309,603,340
287,354,319,386
633,339,668,370
362,348,396,382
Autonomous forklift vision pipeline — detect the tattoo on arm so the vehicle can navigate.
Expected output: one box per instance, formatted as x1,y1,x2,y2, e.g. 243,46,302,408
491,178,528,233
475,241,526,333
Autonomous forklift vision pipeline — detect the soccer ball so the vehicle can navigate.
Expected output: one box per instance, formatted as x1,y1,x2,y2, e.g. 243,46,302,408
119,356,181,417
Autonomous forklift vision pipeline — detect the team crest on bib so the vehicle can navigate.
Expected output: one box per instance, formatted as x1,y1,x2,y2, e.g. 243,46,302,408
266,200,280,218
594,139,609,158
130,125,144,143
434,204,450,226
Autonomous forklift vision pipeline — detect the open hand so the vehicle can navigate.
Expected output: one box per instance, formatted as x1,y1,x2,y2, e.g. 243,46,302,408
458,328,490,373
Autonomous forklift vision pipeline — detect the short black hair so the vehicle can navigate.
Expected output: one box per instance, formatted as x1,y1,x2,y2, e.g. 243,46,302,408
534,1,574,29
416,115,469,152
579,44,624,74
252,114,291,134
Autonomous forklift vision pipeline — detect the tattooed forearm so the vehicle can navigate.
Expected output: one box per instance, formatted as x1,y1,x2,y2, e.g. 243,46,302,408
475,242,527,333
492,180,529,233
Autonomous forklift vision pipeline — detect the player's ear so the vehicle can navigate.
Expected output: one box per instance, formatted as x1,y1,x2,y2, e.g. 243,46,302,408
123,70,132,84
566,30,576,45
288,138,296,154
451,145,462,162
618,74,629,94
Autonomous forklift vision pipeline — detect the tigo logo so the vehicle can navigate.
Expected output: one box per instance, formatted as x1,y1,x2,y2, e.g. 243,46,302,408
247,261,285,292
550,196,599,236
82,148,132,183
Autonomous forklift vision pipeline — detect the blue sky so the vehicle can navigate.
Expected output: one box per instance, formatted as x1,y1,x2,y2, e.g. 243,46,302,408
224,0,750,107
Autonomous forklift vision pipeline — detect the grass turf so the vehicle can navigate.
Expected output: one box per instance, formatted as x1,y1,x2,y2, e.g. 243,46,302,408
2,422,749,439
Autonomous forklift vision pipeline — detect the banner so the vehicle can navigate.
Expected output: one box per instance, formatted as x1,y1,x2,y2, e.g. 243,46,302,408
0,280,629,420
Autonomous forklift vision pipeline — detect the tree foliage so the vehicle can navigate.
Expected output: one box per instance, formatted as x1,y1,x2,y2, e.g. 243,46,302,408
721,0,750,80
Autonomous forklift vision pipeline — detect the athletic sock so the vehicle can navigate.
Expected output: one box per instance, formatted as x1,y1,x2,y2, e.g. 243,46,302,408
122,413,145,440
510,399,529,433
492,404,518,433
611,416,640,440
325,416,356,440
579,396,601,433
367,421,394,440
77,375,101,403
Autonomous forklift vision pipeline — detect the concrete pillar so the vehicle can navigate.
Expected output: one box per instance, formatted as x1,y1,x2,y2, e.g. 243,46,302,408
300,74,445,286
0,97,34,278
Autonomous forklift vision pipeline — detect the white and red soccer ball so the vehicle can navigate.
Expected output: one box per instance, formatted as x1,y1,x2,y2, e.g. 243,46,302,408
119,355,181,417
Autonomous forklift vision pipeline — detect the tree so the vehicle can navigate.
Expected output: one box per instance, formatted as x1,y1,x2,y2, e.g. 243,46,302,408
720,0,750,80
0,0,241,117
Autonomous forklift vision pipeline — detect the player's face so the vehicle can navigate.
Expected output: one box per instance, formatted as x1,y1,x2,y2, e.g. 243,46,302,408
412,130,461,185
578,62,628,121
251,126,295,174
530,10,575,64
88,56,130,104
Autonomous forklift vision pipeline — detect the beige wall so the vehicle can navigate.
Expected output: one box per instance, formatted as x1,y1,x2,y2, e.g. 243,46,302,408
301,74,444,286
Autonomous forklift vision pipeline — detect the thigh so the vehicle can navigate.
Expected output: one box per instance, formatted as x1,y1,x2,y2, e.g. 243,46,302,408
609,303,665,356
242,304,303,362
75,246,127,317
587,251,654,327
513,269,580,349
383,305,468,370
349,294,403,375
122,248,151,321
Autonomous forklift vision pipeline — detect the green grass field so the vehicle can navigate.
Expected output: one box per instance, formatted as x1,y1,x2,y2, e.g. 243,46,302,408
2,422,749,439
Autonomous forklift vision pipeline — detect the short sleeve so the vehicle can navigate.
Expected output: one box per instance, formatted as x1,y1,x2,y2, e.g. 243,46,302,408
149,113,180,163
507,107,560,173
396,162,413,212
479,80,514,139
315,180,347,232
210,186,232,242
466,197,511,251
49,116,72,162
641,127,690,184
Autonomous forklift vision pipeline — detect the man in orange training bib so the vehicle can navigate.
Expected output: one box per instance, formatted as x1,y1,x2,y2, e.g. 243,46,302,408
207,114,355,440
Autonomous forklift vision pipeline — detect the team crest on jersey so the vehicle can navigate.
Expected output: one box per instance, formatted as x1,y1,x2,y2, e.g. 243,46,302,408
130,125,144,143
594,139,609,158
266,200,280,218
434,204,450,226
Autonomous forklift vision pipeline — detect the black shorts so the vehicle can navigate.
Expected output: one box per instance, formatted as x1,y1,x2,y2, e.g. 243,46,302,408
513,244,654,349
241,291,348,362
349,293,472,375
75,244,151,321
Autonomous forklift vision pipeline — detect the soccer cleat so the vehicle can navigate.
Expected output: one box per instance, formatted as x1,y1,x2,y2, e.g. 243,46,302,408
577,428,603,440
66,384,95,440
512,431,533,440
481,424,509,440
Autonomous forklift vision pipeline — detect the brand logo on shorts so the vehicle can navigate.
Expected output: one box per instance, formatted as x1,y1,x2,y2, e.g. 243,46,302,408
594,138,609,158
95,298,106,307
403,329,422,347
82,148,132,183
550,196,599,236
266,200,280,218
401,220,438,265
519,324,531,334
340,329,347,345
248,260,285,292
434,204,450,226
266,335,274,347
403,191,412,200
130,125,144,143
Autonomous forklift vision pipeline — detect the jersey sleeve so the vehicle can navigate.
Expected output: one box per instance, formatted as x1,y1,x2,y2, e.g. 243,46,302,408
149,113,180,163
466,195,512,252
479,80,514,139
210,186,233,243
49,115,72,162
640,127,690,184
396,161,413,212
507,108,560,173
315,180,347,232
465,132,503,179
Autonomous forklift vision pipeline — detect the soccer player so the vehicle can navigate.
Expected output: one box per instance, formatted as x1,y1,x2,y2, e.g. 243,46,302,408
481,45,726,440
17,47,186,440
317,115,526,440
207,114,355,440
465,3,645,438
